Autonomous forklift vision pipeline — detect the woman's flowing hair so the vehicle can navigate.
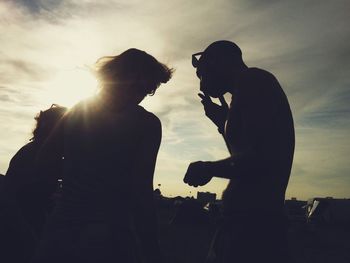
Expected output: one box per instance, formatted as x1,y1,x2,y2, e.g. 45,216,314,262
95,48,174,96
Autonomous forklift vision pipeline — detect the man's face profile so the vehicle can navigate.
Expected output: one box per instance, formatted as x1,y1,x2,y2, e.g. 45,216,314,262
193,50,231,98
198,64,227,98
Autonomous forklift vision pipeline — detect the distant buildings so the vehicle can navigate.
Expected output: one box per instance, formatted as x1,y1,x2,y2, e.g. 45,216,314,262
285,199,307,221
197,191,216,204
306,197,350,224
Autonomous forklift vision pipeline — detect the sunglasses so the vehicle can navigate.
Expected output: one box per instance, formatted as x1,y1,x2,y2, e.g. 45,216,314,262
191,52,203,68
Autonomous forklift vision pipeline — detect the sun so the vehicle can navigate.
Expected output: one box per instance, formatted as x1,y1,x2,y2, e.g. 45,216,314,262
42,68,99,108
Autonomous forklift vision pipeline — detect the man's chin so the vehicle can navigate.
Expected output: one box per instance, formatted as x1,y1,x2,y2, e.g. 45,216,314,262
206,92,222,98
200,87,223,98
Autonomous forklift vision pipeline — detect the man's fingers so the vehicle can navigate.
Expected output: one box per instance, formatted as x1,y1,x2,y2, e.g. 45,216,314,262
218,95,229,109
183,176,188,183
198,93,205,100
203,92,212,102
189,180,198,187
186,179,197,187
184,162,203,187
184,165,194,184
183,170,190,183
198,92,212,104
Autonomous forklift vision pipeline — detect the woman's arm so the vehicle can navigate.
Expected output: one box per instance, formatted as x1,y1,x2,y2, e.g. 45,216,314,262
130,113,162,263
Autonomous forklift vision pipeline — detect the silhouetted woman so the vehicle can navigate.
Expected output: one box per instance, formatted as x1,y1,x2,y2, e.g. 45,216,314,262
33,49,173,263
0,105,67,263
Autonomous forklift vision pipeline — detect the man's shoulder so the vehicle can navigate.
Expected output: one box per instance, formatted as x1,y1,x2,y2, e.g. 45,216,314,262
239,67,282,95
242,67,278,83
234,67,287,109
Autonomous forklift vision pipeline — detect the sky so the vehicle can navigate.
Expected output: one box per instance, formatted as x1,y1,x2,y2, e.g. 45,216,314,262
0,0,349,200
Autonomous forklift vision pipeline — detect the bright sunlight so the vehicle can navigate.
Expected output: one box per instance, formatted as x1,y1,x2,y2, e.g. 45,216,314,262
41,68,98,108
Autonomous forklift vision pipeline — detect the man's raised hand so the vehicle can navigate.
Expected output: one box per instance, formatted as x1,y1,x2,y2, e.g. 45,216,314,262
198,93,229,134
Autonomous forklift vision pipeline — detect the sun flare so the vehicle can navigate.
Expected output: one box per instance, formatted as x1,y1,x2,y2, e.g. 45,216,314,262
42,68,98,108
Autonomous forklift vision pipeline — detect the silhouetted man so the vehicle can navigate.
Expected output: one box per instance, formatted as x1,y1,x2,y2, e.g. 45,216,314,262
184,40,295,263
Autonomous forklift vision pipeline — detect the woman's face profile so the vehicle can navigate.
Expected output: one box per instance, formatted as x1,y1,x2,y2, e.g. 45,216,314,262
124,84,148,105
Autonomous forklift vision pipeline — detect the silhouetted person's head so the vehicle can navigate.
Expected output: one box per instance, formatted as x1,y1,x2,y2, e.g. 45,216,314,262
192,40,247,97
31,104,67,143
96,48,173,105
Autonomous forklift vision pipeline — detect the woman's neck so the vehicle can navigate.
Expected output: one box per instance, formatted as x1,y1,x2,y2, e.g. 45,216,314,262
97,90,137,112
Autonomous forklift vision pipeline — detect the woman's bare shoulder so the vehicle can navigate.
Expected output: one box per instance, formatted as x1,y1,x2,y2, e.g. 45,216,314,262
136,106,161,130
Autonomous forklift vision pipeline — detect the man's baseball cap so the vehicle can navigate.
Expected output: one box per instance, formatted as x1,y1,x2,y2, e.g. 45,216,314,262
192,40,242,69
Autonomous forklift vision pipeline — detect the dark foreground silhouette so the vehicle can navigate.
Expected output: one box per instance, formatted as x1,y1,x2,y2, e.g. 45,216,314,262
0,105,67,262
0,42,296,263
184,40,295,263
31,49,173,263
0,49,172,263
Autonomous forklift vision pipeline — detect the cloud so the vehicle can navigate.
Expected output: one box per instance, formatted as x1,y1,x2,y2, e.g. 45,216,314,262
0,59,50,85
12,0,64,14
